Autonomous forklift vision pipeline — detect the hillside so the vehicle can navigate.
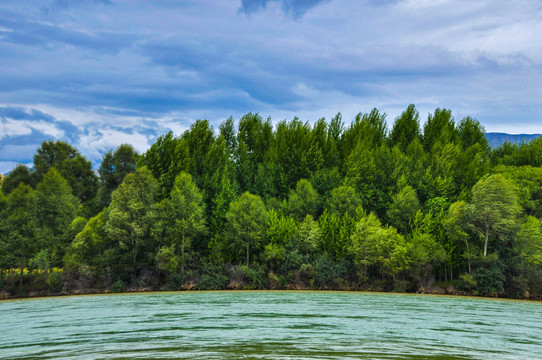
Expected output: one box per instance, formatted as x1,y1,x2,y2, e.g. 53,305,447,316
486,132,541,148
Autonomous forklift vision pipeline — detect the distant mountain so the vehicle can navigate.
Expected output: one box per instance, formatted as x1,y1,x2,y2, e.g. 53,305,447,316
485,132,541,148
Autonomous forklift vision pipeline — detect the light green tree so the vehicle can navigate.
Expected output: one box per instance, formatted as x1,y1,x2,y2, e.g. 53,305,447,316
326,185,361,217
160,172,207,270
387,185,421,234
443,200,473,274
467,174,521,256
349,212,411,279
297,214,321,255
224,192,268,266
35,168,79,264
287,179,319,221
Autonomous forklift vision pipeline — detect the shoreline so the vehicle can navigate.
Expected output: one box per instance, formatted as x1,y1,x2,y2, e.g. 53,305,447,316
2,287,540,303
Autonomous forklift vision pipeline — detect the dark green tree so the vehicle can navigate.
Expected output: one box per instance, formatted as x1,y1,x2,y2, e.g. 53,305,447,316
97,144,140,209
1,164,36,195
33,140,97,202
388,104,421,151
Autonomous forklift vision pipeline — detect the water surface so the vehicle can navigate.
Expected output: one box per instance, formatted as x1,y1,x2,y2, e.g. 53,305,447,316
1,291,541,359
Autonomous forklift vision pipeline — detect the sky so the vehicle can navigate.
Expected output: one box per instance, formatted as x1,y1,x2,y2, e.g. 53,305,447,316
1,0,542,173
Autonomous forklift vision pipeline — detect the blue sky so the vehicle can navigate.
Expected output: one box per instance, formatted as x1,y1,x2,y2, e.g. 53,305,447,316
1,0,541,173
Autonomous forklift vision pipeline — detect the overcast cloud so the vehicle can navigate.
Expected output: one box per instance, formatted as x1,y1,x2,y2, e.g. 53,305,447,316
1,0,541,173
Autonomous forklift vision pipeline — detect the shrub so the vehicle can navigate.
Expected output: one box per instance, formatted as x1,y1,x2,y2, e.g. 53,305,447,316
46,272,63,292
111,280,126,293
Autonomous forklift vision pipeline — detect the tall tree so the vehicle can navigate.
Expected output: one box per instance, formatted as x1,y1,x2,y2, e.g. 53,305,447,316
388,104,421,151
33,140,98,202
35,168,79,264
467,174,521,256
105,167,159,278
97,144,140,209
160,172,207,270
224,192,268,266
287,179,320,221
387,185,421,234
1,164,36,195
2,184,38,286
422,108,457,151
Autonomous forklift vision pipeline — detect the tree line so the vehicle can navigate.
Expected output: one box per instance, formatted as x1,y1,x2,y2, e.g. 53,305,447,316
1,105,542,299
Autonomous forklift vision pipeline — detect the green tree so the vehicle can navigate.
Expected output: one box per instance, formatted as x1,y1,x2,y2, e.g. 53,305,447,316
422,108,457,151
139,132,187,197
514,216,542,271
349,212,411,279
105,167,159,278
1,164,35,195
160,172,207,270
388,104,421,151
97,144,140,209
387,185,421,234
467,174,521,256
325,185,361,217
287,179,320,221
35,168,79,264
443,201,473,274
224,192,268,266
297,214,321,255
2,184,38,286
33,140,98,202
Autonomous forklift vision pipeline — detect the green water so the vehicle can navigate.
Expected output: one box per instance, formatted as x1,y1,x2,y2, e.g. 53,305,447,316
1,291,541,359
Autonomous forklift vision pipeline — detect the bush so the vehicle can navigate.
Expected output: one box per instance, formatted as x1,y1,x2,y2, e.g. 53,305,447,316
165,273,186,291
473,257,506,296
240,265,266,289
46,272,63,292
111,280,126,293
196,274,228,290
312,256,349,289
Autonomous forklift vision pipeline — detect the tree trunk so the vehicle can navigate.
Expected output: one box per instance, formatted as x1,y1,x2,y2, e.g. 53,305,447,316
132,241,137,281
484,225,489,257
19,258,24,288
246,242,250,266
465,239,472,275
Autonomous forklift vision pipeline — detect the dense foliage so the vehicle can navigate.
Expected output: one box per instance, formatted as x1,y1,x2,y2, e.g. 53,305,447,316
2,106,542,299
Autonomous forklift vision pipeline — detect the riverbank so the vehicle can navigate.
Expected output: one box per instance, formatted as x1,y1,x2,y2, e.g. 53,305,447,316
2,283,539,302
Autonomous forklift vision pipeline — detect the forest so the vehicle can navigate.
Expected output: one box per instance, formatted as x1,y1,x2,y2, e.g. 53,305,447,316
1,104,542,299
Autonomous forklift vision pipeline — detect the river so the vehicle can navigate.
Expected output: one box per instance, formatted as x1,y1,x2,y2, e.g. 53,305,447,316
1,291,541,359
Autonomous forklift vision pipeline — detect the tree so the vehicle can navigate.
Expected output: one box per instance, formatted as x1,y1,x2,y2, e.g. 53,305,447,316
70,211,108,264
35,168,79,264
422,108,457,151
457,116,489,152
388,104,421,151
224,192,268,266
387,185,421,234
105,167,159,278
1,184,38,286
33,140,98,202
1,164,35,195
349,212,411,279
297,214,321,255
160,172,207,270
97,144,140,209
325,185,361,217
467,174,521,256
287,179,320,221
139,132,187,198
443,201,473,274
